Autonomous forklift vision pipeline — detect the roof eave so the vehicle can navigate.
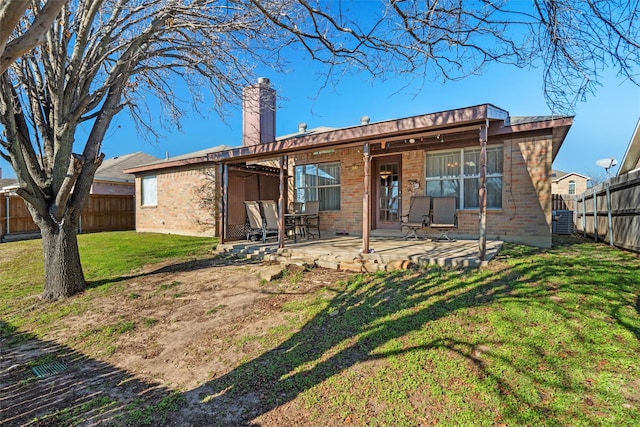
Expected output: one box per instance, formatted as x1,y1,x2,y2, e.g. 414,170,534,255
618,118,640,175
124,155,211,174
490,116,574,160
209,104,509,163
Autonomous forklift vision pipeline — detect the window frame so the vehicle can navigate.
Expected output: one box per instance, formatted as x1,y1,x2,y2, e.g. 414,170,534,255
141,175,158,207
425,145,504,210
568,180,576,195
294,161,341,211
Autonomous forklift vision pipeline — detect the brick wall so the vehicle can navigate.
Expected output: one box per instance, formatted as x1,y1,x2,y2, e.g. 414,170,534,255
291,135,555,247
137,134,555,247
135,165,217,236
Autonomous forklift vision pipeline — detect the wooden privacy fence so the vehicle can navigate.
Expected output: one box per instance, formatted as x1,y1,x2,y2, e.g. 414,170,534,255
1,194,135,241
569,170,640,253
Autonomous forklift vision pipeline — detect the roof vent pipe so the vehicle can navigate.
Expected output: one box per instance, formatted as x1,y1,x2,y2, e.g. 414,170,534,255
360,116,370,125
298,122,307,133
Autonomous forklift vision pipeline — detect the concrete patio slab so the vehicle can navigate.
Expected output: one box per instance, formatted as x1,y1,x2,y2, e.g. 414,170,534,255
217,236,502,272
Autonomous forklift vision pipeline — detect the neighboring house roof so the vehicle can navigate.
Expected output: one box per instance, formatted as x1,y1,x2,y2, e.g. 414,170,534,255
0,178,18,191
125,145,232,174
551,170,590,183
618,118,640,175
96,152,159,182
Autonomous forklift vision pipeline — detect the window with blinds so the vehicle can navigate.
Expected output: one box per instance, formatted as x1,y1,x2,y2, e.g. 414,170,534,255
426,146,503,209
294,162,341,211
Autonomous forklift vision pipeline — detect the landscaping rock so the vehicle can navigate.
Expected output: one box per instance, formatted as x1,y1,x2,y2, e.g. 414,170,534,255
259,265,284,281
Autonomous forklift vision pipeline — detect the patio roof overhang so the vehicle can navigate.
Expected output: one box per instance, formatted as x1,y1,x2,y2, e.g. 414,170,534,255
208,104,512,163
213,103,572,260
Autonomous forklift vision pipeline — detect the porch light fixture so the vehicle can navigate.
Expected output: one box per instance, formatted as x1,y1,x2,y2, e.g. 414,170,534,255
380,170,392,180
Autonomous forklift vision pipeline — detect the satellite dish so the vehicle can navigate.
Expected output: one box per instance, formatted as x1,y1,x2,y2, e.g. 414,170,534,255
596,158,617,176
596,158,617,169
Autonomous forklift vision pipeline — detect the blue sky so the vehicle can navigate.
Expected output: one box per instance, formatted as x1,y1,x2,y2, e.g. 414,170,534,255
1,45,639,181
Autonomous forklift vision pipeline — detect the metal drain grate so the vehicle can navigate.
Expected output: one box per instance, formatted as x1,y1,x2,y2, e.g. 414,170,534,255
31,361,68,378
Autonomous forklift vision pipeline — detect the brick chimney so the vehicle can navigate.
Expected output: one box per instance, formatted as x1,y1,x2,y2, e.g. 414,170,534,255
242,77,276,146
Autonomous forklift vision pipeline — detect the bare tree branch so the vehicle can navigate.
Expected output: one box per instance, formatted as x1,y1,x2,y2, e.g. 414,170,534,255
0,0,68,74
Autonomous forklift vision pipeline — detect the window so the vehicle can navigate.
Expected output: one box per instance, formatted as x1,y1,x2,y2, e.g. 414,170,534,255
294,162,340,211
568,180,576,195
426,146,503,209
141,175,157,206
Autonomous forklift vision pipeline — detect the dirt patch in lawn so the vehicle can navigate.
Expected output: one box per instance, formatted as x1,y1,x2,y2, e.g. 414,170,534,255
0,255,356,426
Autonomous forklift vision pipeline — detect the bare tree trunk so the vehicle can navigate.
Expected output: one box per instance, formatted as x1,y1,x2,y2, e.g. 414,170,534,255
40,219,85,300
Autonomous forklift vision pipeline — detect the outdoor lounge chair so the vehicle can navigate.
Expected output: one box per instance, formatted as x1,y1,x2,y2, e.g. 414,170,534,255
400,196,431,239
303,200,320,238
260,200,294,240
430,196,458,241
244,201,267,242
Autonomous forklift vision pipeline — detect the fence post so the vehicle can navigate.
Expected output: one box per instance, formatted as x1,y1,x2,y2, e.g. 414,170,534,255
593,188,598,242
606,182,613,247
582,193,586,237
5,196,9,235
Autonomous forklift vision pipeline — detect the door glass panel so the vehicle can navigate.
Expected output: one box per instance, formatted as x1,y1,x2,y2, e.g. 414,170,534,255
378,162,399,222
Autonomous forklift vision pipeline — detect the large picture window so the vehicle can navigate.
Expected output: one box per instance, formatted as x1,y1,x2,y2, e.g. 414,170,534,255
141,175,157,206
294,162,340,211
426,146,503,209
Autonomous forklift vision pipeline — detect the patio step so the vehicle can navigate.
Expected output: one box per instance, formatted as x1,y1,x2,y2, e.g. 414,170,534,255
217,242,279,260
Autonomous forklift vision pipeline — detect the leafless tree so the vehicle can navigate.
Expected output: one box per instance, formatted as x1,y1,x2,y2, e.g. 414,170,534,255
0,0,638,299
0,0,68,74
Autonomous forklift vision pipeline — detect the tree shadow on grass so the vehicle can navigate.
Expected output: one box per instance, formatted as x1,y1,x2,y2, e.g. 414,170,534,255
0,322,175,426
178,239,640,425
85,252,262,291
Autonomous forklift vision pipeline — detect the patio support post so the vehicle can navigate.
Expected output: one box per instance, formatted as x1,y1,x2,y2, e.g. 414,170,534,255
479,122,488,261
218,163,228,244
362,143,370,254
278,155,287,249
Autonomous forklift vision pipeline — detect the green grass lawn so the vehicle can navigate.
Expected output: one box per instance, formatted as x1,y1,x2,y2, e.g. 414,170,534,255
1,233,639,426
0,231,217,329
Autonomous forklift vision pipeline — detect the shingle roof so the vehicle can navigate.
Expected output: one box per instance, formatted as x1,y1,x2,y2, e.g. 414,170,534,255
123,145,232,173
0,178,18,190
95,152,159,181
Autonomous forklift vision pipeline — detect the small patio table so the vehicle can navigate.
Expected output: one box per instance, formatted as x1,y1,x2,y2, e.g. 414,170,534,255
284,213,309,242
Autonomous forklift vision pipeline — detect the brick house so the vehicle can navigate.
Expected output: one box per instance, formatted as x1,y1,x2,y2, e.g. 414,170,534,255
128,78,573,248
124,146,232,236
551,170,590,195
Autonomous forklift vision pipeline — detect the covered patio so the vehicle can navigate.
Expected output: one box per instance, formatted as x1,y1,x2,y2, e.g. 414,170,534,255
217,235,503,271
